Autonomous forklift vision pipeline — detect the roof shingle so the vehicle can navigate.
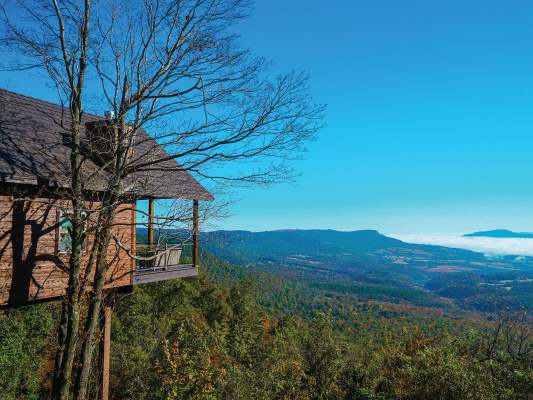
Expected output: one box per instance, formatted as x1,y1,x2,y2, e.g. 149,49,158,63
0,89,213,201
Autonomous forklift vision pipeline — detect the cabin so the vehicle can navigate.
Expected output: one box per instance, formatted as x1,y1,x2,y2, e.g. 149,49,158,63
0,88,214,308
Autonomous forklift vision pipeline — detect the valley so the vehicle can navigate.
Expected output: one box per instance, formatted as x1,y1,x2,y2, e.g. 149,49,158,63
202,229,533,294
136,228,533,337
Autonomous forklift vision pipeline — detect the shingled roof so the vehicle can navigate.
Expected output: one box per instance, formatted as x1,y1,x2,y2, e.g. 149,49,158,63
0,89,213,201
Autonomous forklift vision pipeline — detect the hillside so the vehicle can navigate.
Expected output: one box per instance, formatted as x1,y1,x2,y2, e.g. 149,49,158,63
199,248,474,334
2,245,532,399
110,249,533,399
425,269,533,311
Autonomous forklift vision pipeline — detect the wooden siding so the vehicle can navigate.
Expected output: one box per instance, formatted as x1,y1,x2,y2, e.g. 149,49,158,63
0,195,135,306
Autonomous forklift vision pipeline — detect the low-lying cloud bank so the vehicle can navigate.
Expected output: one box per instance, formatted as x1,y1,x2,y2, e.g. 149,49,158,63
389,233,533,258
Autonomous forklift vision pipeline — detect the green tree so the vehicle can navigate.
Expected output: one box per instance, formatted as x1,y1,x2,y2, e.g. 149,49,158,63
0,304,55,400
375,331,495,400
303,313,343,399
158,311,226,400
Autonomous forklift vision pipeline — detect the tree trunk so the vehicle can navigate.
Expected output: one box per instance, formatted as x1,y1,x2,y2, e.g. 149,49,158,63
52,96,88,400
75,230,114,399
75,182,121,399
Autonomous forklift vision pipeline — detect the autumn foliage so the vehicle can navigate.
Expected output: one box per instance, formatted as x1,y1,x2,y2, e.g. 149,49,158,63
1,251,533,399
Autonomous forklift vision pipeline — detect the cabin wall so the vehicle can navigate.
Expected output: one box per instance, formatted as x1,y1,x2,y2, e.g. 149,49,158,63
0,194,135,307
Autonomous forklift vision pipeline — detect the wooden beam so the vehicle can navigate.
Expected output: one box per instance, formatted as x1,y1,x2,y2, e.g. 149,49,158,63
148,199,154,246
193,200,198,267
101,304,112,400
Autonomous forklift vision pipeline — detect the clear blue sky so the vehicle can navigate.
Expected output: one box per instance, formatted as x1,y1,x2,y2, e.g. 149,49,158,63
223,0,533,234
3,1,533,234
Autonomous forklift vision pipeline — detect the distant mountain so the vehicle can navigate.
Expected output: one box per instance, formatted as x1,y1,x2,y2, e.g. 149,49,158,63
203,229,485,265
463,229,533,239
200,229,533,288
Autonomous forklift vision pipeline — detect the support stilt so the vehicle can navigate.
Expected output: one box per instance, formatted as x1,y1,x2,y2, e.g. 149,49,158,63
101,303,112,400
193,200,198,267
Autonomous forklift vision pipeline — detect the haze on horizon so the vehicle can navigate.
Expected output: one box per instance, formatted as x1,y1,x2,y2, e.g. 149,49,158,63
2,0,532,235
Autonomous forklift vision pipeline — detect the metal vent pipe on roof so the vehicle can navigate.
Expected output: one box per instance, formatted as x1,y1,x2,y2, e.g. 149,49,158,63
104,111,114,119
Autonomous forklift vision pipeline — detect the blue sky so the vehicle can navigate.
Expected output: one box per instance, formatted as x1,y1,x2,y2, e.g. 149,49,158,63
3,1,533,234
222,0,533,234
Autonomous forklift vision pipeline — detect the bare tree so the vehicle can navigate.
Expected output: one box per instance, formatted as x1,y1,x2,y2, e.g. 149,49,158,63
477,306,533,362
0,0,324,399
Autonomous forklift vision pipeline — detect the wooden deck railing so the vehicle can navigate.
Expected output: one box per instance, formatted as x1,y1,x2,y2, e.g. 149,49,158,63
135,242,192,272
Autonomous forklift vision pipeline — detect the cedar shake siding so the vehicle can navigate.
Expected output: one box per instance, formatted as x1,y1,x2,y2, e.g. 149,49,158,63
0,194,135,306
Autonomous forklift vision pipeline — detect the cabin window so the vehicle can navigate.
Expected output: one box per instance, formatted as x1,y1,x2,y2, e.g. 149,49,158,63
58,211,87,253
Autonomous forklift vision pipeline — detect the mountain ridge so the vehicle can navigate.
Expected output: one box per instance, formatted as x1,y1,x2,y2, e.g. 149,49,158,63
463,229,533,239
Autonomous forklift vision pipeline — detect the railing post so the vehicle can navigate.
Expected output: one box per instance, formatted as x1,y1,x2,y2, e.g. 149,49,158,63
193,200,198,267
164,243,168,271
148,199,154,247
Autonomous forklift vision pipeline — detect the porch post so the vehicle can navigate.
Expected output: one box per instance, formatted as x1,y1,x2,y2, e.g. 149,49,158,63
148,199,154,246
193,200,199,267
132,200,137,282
101,302,112,400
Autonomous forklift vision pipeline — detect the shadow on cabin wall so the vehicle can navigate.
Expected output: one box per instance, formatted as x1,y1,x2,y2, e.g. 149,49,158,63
0,201,64,305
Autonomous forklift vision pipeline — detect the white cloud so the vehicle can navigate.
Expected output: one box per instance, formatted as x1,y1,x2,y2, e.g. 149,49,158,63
389,233,533,257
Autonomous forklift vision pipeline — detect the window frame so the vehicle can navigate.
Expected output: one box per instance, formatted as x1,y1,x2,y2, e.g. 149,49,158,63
57,210,88,255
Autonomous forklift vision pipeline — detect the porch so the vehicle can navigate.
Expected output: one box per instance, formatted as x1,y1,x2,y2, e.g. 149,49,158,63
131,199,200,285
132,242,198,284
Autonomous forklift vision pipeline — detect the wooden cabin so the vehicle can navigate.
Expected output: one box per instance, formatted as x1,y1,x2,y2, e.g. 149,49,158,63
0,89,214,308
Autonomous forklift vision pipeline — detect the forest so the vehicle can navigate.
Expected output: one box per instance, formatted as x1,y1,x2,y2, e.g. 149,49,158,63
1,245,533,399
